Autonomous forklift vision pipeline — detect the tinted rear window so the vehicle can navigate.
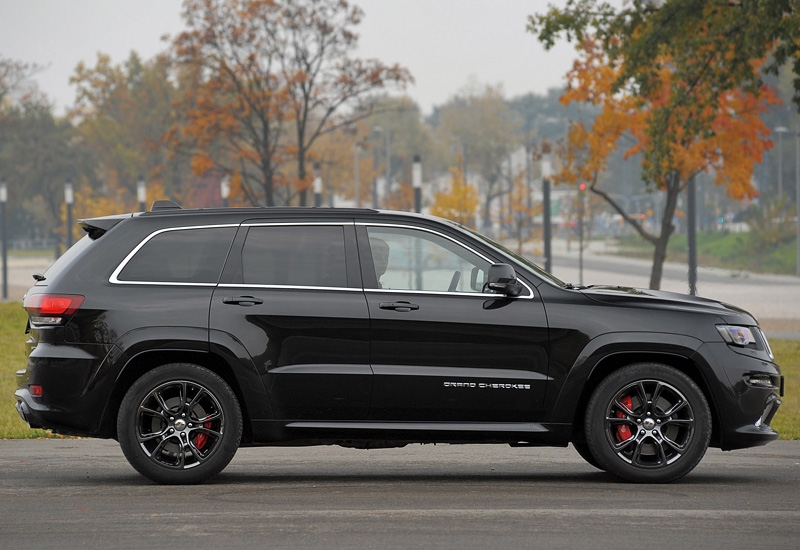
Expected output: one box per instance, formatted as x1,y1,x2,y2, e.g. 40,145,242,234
117,227,236,284
242,225,347,287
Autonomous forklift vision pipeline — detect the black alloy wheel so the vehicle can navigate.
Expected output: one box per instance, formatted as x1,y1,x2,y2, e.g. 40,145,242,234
118,363,242,484
584,363,711,483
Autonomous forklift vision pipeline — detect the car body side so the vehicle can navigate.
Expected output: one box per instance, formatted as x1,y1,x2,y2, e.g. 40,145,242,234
15,208,782,454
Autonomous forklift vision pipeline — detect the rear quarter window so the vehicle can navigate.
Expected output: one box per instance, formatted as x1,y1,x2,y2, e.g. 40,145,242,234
114,227,237,284
40,235,96,284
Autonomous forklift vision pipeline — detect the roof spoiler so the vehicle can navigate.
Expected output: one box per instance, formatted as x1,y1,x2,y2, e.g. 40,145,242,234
78,214,132,240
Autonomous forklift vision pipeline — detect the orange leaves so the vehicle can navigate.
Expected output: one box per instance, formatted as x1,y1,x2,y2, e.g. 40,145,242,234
191,153,215,175
561,35,778,200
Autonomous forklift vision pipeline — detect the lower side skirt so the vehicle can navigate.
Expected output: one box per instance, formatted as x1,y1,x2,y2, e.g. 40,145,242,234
245,419,572,448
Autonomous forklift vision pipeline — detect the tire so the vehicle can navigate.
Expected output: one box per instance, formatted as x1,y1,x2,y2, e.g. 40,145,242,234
571,436,602,470
117,363,242,484
584,363,711,483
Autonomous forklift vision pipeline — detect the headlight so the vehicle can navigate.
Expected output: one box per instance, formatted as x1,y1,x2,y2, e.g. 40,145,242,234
716,325,756,347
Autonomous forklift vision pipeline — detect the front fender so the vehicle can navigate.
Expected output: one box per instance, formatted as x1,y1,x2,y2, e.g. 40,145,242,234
547,331,705,425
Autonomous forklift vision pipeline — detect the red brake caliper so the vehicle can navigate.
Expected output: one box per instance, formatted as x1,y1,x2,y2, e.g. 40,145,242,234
615,396,633,442
194,420,214,450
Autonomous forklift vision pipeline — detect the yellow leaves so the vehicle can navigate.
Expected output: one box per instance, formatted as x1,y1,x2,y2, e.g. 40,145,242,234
430,162,479,226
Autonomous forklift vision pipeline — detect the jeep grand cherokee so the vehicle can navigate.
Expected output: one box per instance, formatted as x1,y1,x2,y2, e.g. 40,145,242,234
15,202,784,484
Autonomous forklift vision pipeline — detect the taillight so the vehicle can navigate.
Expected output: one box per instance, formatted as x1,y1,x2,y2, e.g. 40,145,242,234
24,294,85,325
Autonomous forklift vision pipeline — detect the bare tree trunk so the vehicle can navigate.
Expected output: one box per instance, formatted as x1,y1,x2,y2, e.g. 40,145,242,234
647,176,680,290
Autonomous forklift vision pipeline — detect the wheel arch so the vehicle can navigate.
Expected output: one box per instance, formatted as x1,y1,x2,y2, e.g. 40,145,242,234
99,348,262,444
550,333,722,448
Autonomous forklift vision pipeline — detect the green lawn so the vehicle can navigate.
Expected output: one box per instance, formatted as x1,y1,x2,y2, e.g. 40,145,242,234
1,302,52,438
616,231,798,275
1,301,798,439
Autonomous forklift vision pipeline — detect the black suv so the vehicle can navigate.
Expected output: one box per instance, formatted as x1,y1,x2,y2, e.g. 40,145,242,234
15,203,784,484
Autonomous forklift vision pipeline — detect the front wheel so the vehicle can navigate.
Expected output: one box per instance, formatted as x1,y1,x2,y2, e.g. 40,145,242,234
584,363,711,483
117,363,242,484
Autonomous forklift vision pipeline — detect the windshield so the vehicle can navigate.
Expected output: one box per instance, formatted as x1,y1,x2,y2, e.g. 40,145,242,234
458,225,567,288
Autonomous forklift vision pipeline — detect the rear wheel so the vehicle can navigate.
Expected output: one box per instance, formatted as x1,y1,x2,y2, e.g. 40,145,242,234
584,363,711,483
117,363,242,484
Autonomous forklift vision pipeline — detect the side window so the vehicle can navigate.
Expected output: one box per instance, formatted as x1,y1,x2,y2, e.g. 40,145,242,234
242,225,347,288
366,226,494,293
117,227,236,283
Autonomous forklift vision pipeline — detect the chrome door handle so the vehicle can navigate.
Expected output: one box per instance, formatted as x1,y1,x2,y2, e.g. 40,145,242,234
222,296,264,306
379,301,419,312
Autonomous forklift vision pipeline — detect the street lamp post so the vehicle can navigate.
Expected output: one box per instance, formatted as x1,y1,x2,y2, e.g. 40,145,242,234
372,126,391,207
220,175,230,207
776,126,788,199
413,155,422,213
795,129,799,278
313,162,322,207
137,175,147,212
64,179,74,249
687,174,698,296
1,179,7,300
541,153,553,274
353,133,361,208
371,134,379,209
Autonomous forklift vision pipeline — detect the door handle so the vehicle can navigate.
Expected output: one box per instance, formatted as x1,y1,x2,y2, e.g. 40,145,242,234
379,301,419,312
222,296,264,306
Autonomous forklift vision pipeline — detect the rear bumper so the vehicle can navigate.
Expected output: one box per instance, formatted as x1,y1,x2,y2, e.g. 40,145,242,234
14,387,96,436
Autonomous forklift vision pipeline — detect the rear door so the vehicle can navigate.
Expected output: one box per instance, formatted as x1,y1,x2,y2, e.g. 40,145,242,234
358,223,550,422
210,221,372,420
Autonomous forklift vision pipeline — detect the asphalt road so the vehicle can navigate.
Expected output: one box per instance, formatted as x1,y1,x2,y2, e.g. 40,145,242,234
1,439,798,549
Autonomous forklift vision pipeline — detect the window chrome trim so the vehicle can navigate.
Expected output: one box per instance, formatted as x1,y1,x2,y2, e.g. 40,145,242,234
217,284,360,292
364,288,509,299
242,221,355,228
358,222,535,300
110,224,240,285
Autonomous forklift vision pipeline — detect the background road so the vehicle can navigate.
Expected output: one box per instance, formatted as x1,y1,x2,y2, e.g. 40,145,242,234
1,439,798,549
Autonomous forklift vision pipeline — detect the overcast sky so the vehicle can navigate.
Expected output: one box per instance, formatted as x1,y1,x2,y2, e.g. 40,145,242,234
0,0,581,116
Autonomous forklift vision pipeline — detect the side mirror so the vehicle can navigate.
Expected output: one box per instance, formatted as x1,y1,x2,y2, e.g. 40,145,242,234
486,263,523,297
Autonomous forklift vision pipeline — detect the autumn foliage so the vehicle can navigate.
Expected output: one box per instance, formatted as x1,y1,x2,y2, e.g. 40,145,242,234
554,36,779,288
170,0,410,207
430,161,479,226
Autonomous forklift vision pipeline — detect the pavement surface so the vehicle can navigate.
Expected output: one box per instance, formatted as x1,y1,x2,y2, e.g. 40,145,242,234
0,439,798,549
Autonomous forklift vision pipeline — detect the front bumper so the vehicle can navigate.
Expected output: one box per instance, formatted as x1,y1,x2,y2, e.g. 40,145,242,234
693,342,783,450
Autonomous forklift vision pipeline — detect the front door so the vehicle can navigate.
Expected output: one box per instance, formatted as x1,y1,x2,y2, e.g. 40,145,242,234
358,224,550,422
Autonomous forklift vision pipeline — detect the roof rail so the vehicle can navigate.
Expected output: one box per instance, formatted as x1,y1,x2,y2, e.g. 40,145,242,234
150,200,182,212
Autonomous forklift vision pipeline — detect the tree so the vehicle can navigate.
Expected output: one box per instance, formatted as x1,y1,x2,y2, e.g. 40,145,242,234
0,57,41,109
274,0,412,205
501,170,541,254
433,84,521,230
549,37,778,288
172,0,295,206
430,160,479,226
70,52,189,204
172,0,411,207
530,0,800,185
0,98,96,252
